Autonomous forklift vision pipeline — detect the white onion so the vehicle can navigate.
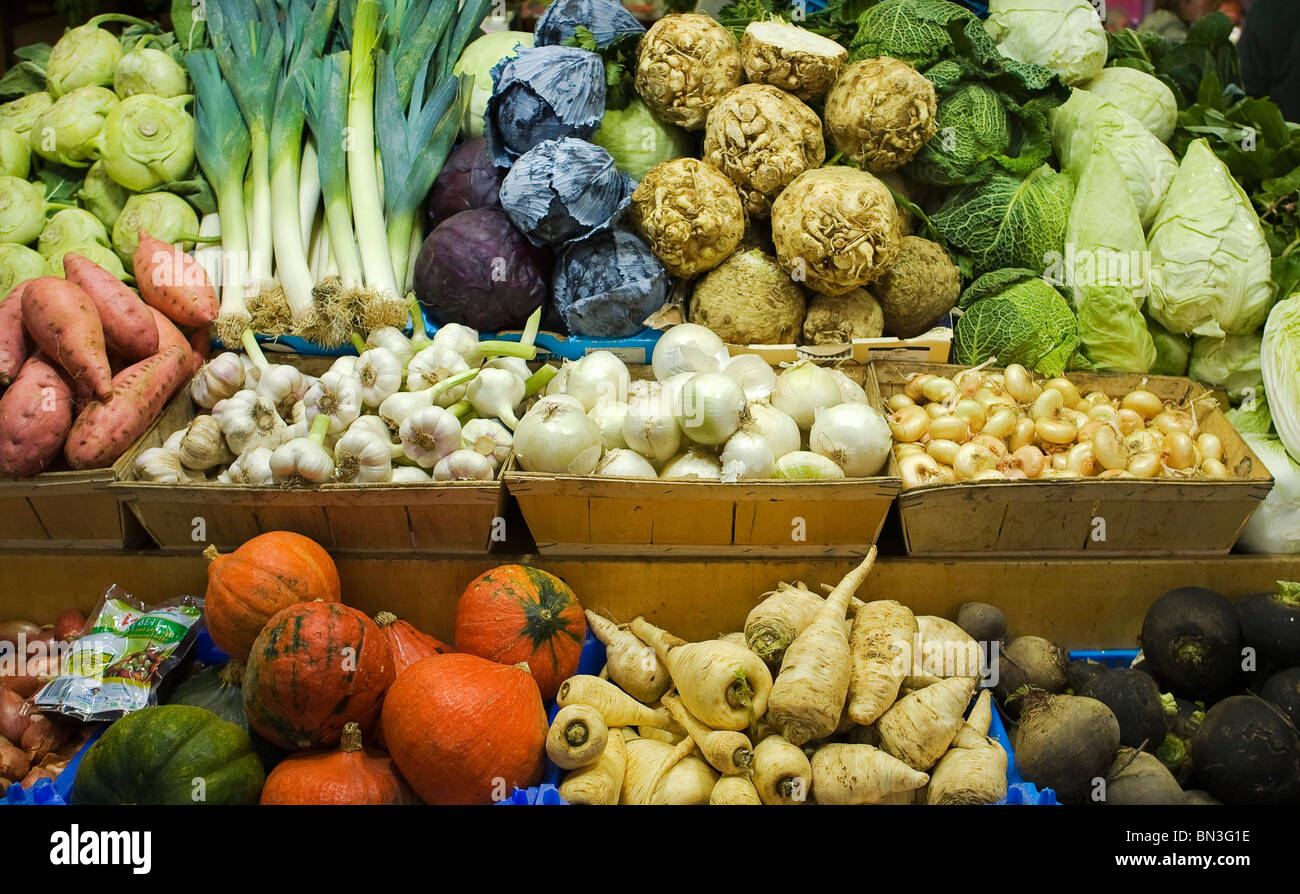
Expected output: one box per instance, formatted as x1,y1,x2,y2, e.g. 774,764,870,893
430,323,479,358
588,401,629,450
514,402,602,474
660,449,722,479
809,403,892,478
829,369,868,404
433,449,496,481
651,323,729,381
740,400,801,459
772,361,842,431
545,363,570,395
528,394,586,416
623,393,682,466
594,448,658,478
721,430,776,482
723,354,776,401
628,378,659,401
566,351,631,411
775,451,846,479
678,372,745,446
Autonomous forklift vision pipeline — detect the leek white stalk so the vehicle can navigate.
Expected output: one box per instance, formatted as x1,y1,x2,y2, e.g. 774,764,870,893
433,449,495,481
299,138,320,248
467,367,525,429
400,405,462,468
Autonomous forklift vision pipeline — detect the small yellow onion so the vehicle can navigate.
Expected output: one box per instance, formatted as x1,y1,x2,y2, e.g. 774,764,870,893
1013,445,1046,479
1036,415,1078,445
1127,452,1161,478
972,433,1007,458
888,394,915,412
1117,408,1144,434
1003,364,1039,404
983,406,1018,439
953,442,998,480
904,373,935,402
1031,388,1063,420
953,398,986,433
900,452,946,489
926,438,961,466
1196,432,1224,463
1200,458,1229,479
1009,417,1037,452
928,414,971,443
1043,377,1080,407
1092,424,1130,471
1161,431,1196,471
1067,441,1099,477
888,405,930,442
1121,389,1162,420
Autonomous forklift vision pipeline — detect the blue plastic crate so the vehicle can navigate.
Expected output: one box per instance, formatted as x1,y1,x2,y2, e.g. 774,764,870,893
1069,649,1140,669
988,700,1057,805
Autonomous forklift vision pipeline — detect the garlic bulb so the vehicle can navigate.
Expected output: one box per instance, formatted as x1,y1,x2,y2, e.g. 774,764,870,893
366,326,416,366
399,405,462,468
256,364,307,416
162,428,185,455
467,367,525,429
178,415,233,471
430,322,479,358
356,347,403,408
135,447,203,483
433,449,495,481
213,389,287,454
461,418,513,469
270,415,335,484
190,352,245,408
228,446,275,485
240,354,262,388
484,355,531,383
304,370,363,434
378,389,435,431
390,466,431,483
406,345,469,393
330,355,359,378
350,414,394,442
334,426,399,483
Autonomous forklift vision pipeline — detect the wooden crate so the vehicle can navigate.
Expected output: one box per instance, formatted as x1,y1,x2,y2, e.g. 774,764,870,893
505,363,900,556
875,361,1275,557
110,357,505,554
0,457,147,549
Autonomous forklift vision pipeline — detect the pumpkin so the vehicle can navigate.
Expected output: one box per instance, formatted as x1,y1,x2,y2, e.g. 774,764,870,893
374,611,454,674
381,653,547,804
203,531,341,660
71,705,264,805
259,722,418,805
243,602,394,751
454,565,586,701
167,661,286,772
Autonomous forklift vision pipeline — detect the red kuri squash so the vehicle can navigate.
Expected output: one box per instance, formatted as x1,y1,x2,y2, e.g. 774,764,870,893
243,602,394,750
454,565,585,701
203,531,341,660
381,653,547,805
259,722,418,805
374,611,453,674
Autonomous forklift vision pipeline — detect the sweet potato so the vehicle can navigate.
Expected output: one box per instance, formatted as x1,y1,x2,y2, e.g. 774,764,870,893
0,281,33,385
64,345,190,469
0,353,75,478
148,306,199,378
189,325,211,374
21,276,112,400
134,231,219,327
63,252,158,361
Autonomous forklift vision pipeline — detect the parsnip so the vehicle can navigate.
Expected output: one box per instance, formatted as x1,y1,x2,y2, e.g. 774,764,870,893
710,774,763,805
810,742,930,805
557,675,673,729
752,735,813,805
545,704,609,770
718,631,748,646
630,617,772,732
876,675,977,771
622,737,718,805
638,705,687,743
903,616,981,689
639,726,685,744
926,690,1008,805
585,610,672,704
765,549,878,745
662,694,754,775
745,583,825,668
847,599,918,725
560,728,626,805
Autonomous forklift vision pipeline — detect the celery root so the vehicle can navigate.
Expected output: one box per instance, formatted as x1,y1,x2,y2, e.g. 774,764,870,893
810,742,930,805
630,617,772,732
876,675,977,771
560,728,626,805
557,675,672,730
545,704,609,770
662,694,754,775
848,599,918,725
752,735,813,805
766,548,878,746
585,610,671,704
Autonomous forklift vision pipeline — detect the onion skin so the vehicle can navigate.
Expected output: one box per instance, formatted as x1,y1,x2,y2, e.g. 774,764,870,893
0,620,41,648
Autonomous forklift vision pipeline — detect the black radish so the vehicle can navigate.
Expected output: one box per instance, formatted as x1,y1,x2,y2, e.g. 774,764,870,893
1259,667,1300,730
1140,587,1241,701
1190,695,1300,805
1183,789,1221,805
1013,689,1121,804
1080,668,1167,751
1065,658,1107,694
955,602,1006,643
1102,748,1186,805
1236,582,1300,669
995,635,1068,716
1156,696,1204,784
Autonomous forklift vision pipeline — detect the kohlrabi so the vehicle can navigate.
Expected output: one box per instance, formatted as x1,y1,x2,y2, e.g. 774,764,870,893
95,93,196,191
111,191,203,265
114,39,189,98
38,208,110,258
0,243,48,294
78,160,131,229
28,85,118,168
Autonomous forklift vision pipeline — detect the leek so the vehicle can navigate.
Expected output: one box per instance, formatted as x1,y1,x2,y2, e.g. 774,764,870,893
299,139,320,249
184,49,252,347
434,0,495,81
380,0,455,107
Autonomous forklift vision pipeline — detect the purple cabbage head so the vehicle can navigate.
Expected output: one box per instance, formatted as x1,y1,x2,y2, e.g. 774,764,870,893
552,228,670,338
534,0,646,50
427,137,504,229
414,208,552,332
499,137,634,246
485,45,606,168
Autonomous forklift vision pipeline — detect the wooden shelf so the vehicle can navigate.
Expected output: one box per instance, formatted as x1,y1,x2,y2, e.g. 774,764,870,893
2,550,1297,650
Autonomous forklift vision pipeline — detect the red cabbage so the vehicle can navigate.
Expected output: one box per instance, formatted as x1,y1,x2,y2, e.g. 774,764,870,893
414,208,552,332
426,137,504,229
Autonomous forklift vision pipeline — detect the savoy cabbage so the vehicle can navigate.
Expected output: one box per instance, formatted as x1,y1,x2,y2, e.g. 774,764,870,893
953,267,1082,377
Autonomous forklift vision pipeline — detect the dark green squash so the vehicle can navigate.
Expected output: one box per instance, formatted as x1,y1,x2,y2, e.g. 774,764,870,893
166,661,286,772
71,705,265,805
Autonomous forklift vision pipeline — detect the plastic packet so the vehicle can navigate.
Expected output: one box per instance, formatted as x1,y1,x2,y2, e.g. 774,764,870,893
33,585,204,722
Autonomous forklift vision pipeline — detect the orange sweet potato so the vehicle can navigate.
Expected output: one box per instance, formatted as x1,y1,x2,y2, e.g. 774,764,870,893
133,231,219,327
0,353,75,478
147,306,198,377
20,276,112,401
64,345,190,470
0,281,33,386
63,252,158,361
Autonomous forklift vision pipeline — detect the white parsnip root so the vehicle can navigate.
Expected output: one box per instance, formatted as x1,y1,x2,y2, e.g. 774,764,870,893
752,735,813,805
848,599,918,725
876,675,977,771
904,616,982,689
765,548,878,746
622,736,718,805
926,690,1009,805
585,610,672,704
557,675,674,730
545,704,609,770
710,775,764,804
810,743,930,805
662,693,754,776
560,727,626,805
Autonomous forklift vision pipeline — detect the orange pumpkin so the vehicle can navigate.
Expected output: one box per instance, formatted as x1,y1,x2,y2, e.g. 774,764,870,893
374,611,453,674
259,722,418,805
243,602,394,750
204,531,341,660
381,653,547,805
454,565,585,701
